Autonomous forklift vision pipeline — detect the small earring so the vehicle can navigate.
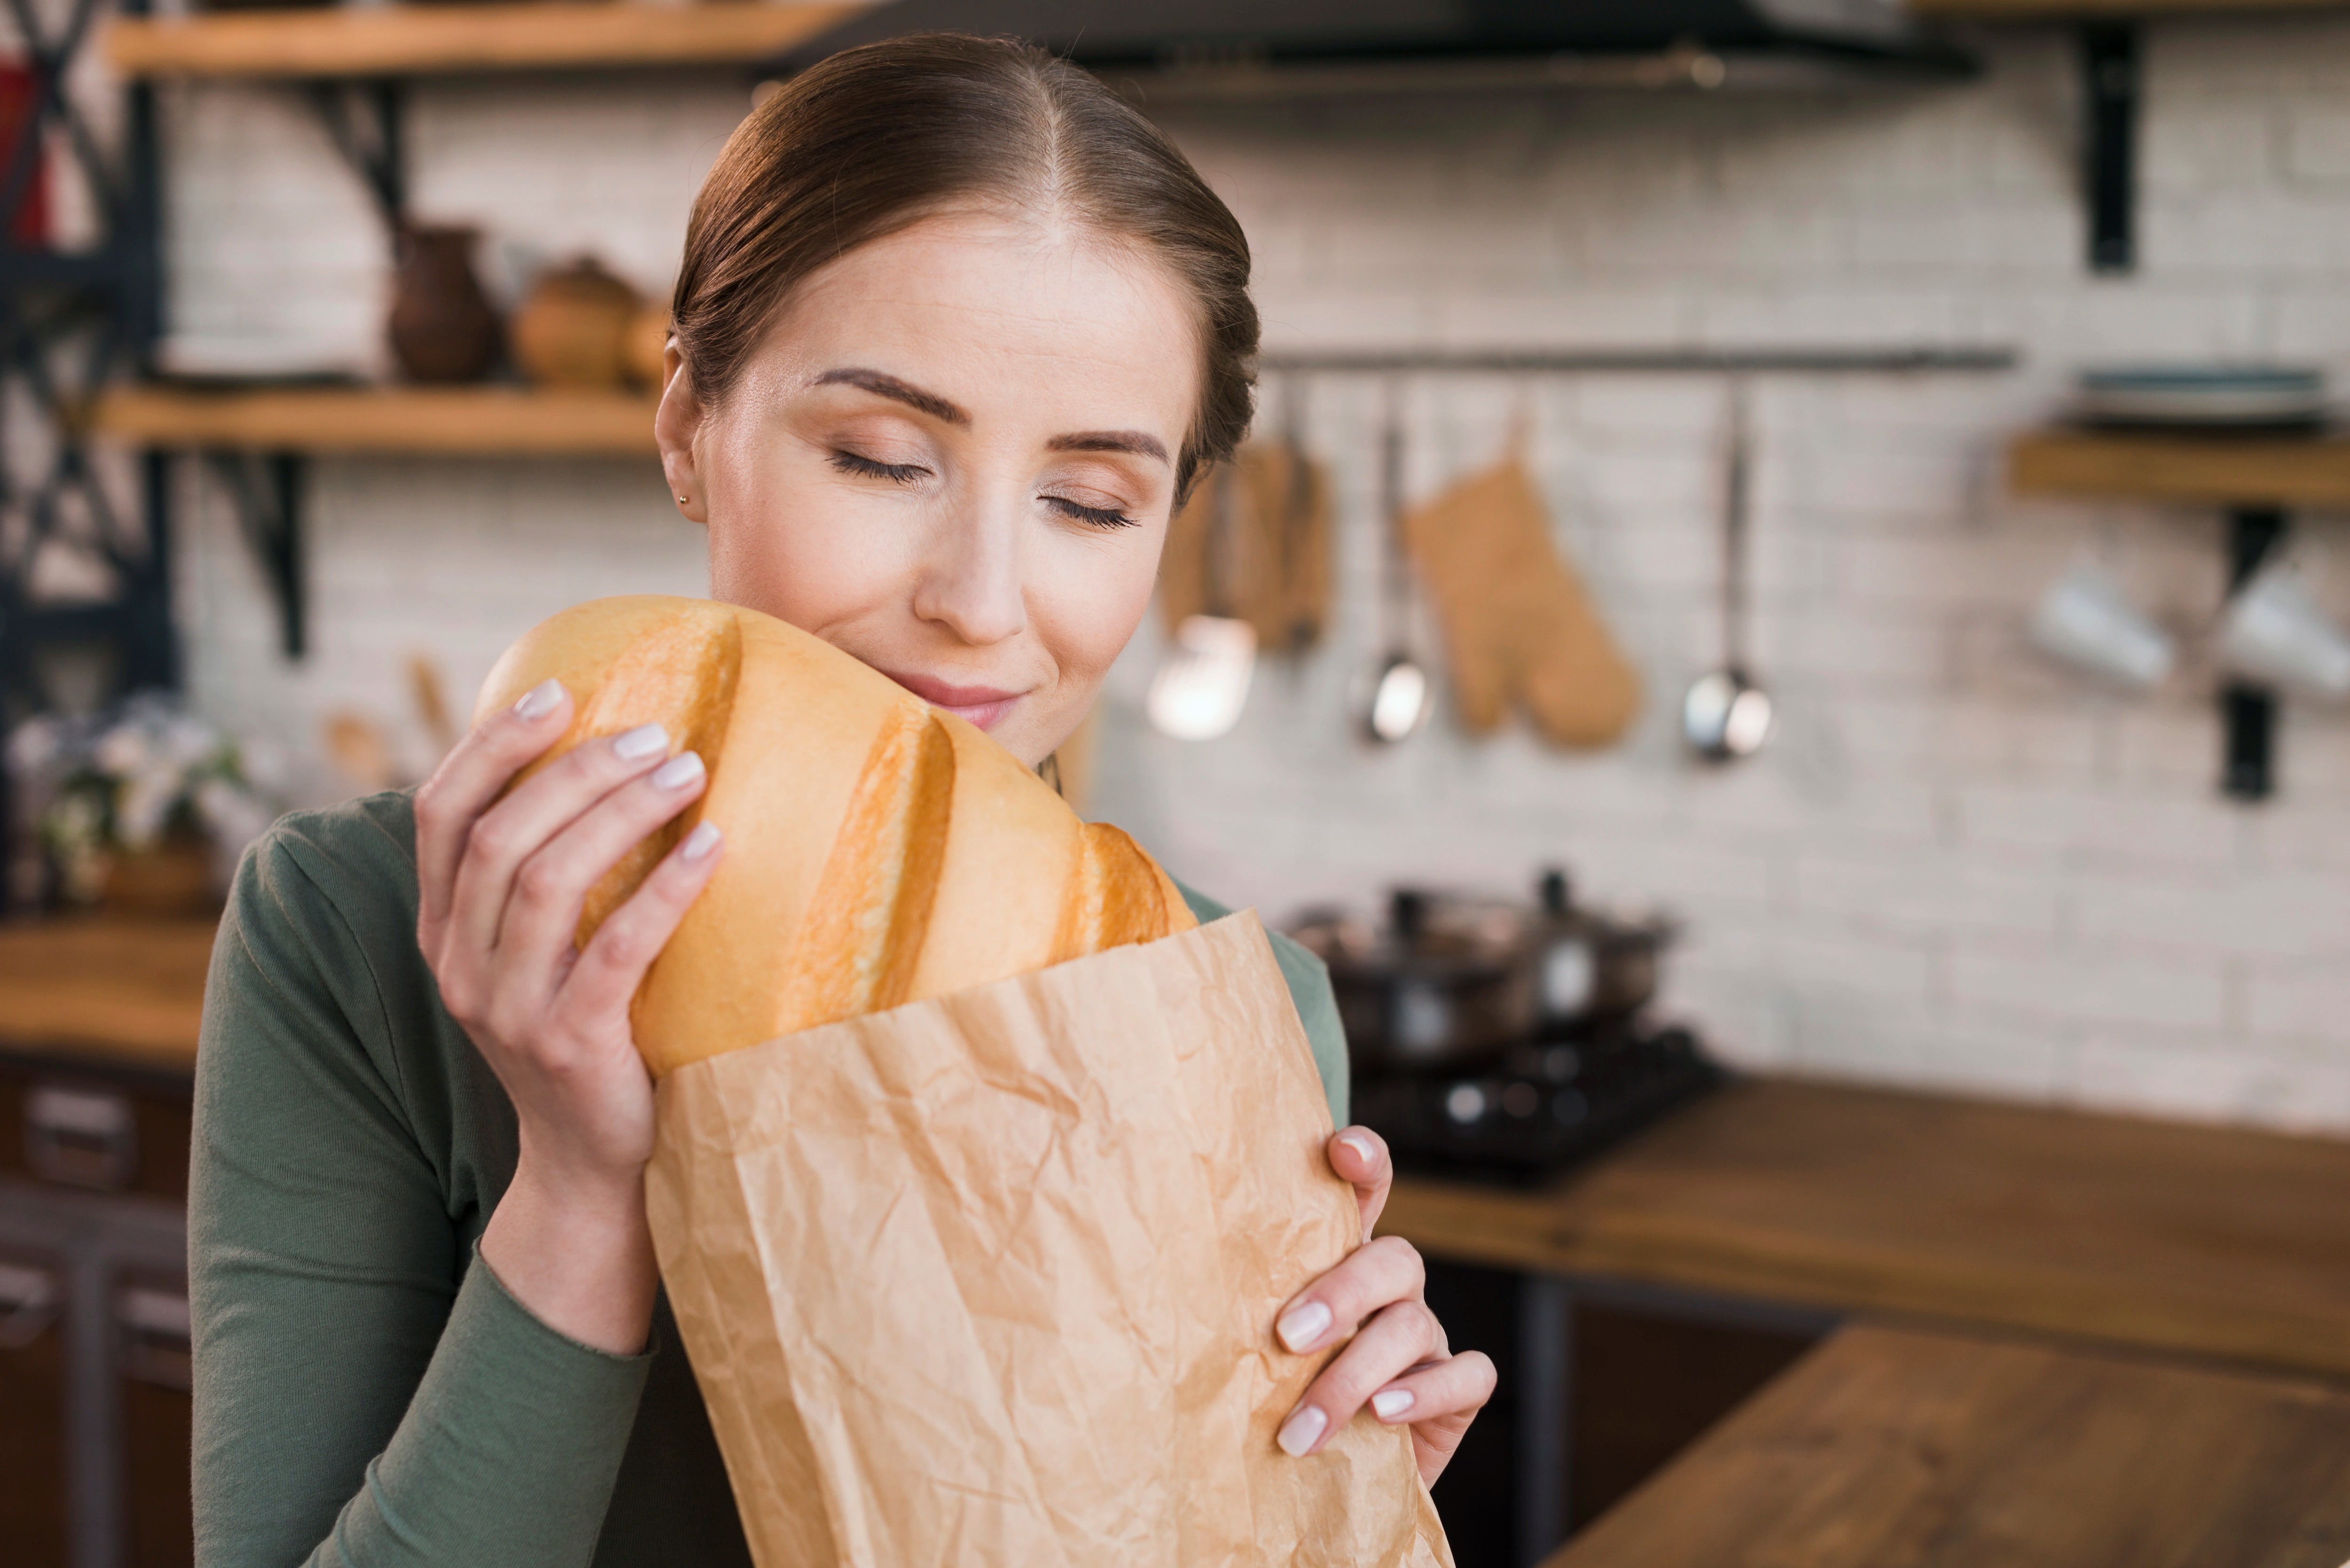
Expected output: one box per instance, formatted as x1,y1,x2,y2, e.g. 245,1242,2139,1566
676,494,689,505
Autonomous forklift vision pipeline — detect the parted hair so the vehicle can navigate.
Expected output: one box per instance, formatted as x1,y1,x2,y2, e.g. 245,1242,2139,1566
670,31,1258,501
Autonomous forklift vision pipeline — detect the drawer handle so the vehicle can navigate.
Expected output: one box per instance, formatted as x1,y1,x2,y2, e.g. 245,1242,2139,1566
118,1286,191,1391
0,1260,60,1350
25,1084,139,1190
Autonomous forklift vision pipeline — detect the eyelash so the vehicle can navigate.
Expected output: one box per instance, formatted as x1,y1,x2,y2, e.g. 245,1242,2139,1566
834,449,1137,530
830,450,928,485
1048,496,1138,530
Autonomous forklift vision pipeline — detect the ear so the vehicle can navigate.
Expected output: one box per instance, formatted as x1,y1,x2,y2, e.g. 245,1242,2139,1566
655,343,708,525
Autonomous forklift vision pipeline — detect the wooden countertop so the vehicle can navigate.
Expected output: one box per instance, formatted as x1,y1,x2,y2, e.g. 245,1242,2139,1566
10,919,2349,1384
0,917,217,1071
1382,1077,2350,1380
1543,1322,2350,1568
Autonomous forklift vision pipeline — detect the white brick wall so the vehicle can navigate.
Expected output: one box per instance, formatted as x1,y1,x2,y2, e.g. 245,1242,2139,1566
160,17,2350,1133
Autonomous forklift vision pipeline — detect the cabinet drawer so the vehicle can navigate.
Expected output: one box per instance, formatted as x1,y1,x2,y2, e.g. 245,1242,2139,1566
0,1056,193,1201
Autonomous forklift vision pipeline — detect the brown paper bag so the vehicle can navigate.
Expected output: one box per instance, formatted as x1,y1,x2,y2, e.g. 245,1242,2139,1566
646,912,1452,1567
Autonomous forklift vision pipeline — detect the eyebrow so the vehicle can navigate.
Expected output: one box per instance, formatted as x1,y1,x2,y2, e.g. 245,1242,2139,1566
1049,430,1170,466
815,367,970,427
816,366,1169,467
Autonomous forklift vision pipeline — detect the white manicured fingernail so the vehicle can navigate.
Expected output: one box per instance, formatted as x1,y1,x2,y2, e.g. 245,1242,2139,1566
512,679,564,721
612,723,668,761
1338,1131,1377,1165
1277,1404,1327,1457
1277,1301,1332,1352
680,822,721,861
1372,1389,1415,1421
650,751,705,790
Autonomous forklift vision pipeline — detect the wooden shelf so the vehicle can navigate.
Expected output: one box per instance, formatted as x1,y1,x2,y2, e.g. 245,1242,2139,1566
88,383,660,457
1913,0,2350,17
2008,428,2350,508
106,1,867,81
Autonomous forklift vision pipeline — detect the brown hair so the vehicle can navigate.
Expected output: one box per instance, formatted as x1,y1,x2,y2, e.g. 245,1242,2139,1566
671,32,1257,500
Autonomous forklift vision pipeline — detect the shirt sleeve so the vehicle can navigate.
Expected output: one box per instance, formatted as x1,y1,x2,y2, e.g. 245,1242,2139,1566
189,827,650,1568
1174,882,1350,1128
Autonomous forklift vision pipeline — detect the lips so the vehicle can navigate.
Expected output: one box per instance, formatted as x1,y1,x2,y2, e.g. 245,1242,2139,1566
882,670,1026,733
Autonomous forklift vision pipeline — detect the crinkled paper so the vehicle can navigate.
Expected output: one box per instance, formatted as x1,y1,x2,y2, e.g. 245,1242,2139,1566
646,912,1452,1567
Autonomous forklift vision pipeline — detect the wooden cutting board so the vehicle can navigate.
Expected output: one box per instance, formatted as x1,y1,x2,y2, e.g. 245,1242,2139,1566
1401,457,1640,748
1159,441,1332,653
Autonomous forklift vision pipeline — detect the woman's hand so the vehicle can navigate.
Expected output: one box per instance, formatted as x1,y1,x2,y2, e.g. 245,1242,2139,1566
1270,1127,1496,1487
413,679,724,1355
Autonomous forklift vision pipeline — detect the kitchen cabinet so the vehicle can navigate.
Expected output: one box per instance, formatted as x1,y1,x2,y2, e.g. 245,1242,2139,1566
0,917,208,1568
1542,1322,2350,1568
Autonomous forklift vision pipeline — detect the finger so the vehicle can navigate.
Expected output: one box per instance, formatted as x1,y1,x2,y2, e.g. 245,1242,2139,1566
1272,1234,1424,1356
560,819,725,1029
446,720,675,970
1365,1348,1497,1429
491,750,711,994
1385,1350,1496,1486
1326,1126,1392,1240
414,679,572,935
1276,1299,1446,1458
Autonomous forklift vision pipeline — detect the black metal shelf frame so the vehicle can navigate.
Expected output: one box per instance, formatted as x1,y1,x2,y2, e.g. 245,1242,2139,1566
0,0,174,905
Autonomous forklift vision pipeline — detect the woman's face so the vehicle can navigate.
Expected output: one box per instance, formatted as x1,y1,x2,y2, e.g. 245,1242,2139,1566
656,209,1201,769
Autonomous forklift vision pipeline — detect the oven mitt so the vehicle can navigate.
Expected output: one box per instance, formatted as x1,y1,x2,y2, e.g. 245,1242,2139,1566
1402,457,1642,748
1160,441,1331,651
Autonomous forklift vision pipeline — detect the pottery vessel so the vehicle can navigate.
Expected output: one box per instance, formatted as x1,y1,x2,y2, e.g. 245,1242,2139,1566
387,224,501,383
512,257,641,389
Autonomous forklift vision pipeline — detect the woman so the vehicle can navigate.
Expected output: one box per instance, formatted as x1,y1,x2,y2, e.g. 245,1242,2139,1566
192,33,1494,1568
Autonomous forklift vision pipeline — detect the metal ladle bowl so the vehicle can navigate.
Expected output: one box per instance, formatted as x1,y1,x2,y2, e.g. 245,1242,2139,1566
1681,667,1773,760
1363,653,1430,744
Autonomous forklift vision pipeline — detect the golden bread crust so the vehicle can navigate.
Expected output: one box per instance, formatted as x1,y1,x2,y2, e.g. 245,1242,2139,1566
475,596,1197,1074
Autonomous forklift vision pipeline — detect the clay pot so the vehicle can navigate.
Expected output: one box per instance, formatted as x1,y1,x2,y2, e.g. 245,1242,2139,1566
512,258,642,389
623,304,671,391
387,225,501,383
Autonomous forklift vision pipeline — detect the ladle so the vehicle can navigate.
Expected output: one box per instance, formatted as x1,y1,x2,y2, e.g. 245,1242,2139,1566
1683,382,1774,762
1147,460,1258,741
1358,380,1430,744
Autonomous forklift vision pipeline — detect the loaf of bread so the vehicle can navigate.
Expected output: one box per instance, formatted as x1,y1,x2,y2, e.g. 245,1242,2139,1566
474,596,1196,1076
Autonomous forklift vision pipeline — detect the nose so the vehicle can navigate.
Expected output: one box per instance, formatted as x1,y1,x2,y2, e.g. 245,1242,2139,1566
911,490,1028,647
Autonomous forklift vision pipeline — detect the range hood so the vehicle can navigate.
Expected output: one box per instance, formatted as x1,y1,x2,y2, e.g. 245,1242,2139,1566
786,1,1981,98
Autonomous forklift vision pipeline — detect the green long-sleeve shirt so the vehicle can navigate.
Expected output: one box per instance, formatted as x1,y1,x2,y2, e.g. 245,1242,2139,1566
190,789,1348,1568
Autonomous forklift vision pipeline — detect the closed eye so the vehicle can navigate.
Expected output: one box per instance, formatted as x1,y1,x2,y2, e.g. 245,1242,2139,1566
830,450,929,485
1046,495,1138,530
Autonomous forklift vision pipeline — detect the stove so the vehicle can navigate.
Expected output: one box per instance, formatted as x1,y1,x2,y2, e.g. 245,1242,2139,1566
1351,1023,1722,1187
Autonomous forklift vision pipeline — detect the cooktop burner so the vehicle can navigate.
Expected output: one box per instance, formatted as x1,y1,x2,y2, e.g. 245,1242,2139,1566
1351,1025,1722,1187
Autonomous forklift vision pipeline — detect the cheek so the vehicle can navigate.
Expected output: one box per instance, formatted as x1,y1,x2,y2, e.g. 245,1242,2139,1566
702,430,909,626
1032,529,1164,689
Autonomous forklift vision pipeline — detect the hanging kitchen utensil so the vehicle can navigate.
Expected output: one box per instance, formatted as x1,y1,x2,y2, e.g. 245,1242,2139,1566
1399,411,1641,748
1147,462,1257,740
1269,374,1332,653
1358,382,1431,745
1157,381,1330,651
1683,383,1774,762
